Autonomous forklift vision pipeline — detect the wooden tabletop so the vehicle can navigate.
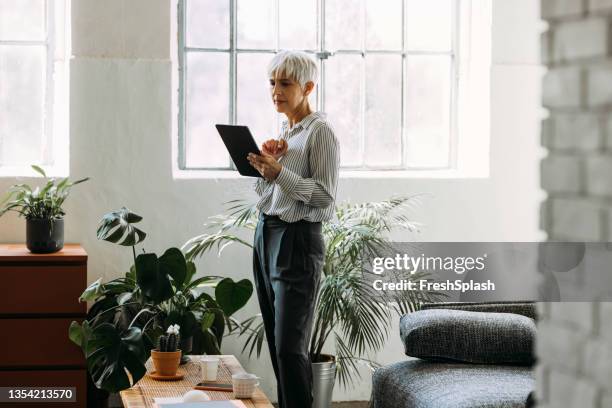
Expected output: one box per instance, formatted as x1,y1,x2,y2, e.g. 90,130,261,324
120,355,273,408
0,244,87,262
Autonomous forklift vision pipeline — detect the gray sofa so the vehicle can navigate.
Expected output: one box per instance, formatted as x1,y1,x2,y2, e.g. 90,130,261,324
371,302,536,408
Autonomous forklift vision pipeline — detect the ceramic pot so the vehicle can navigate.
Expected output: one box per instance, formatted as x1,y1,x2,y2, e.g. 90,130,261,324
26,218,64,253
151,349,182,376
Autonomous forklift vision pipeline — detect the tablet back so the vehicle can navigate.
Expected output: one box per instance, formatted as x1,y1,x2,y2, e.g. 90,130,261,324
215,124,263,178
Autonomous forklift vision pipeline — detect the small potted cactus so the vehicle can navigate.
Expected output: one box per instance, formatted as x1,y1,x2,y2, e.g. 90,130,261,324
151,324,182,376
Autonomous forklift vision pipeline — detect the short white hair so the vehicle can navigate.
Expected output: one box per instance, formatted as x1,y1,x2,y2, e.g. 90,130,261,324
267,50,319,87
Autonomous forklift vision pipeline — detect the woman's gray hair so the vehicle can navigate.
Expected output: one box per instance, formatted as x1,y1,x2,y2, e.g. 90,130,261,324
267,50,319,88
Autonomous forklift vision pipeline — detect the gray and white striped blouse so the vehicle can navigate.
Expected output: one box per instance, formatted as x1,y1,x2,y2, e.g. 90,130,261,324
254,111,340,223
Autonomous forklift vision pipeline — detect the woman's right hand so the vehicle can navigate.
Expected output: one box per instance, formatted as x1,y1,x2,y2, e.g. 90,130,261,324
262,139,288,161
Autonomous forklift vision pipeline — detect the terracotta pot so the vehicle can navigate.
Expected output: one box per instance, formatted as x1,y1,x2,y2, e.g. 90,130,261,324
151,349,181,376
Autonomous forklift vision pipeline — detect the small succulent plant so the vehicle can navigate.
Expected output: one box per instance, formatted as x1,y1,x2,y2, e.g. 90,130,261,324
157,324,181,352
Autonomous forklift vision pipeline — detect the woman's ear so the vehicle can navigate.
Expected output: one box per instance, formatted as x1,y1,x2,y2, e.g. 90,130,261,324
304,81,315,96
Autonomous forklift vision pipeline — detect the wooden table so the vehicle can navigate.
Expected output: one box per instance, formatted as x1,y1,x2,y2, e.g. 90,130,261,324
120,355,273,408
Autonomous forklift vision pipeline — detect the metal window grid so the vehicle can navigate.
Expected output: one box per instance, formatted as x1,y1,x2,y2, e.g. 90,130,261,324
178,0,460,171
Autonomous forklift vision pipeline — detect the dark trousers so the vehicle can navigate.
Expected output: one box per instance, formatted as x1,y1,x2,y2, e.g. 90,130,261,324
253,214,324,408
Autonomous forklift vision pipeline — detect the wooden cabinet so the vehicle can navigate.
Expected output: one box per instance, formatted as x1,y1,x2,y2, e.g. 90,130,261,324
0,244,87,408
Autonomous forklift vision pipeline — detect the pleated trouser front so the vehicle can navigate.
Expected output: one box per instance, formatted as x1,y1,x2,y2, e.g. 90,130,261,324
253,214,324,408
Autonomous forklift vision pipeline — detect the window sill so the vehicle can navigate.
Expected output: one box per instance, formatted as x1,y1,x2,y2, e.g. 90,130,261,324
172,168,489,180
0,165,68,178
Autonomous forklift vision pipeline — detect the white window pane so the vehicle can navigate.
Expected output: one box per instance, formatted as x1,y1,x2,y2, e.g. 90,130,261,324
365,0,401,50
279,0,317,50
186,0,229,49
237,53,278,146
326,0,362,51
405,56,451,168
237,0,275,49
185,52,230,168
0,45,45,165
405,0,453,51
0,0,46,41
325,55,362,167
365,55,401,167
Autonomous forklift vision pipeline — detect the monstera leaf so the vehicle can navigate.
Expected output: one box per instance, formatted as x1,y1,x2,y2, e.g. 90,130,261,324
86,324,147,393
96,207,146,246
215,278,253,316
69,322,147,393
135,248,187,303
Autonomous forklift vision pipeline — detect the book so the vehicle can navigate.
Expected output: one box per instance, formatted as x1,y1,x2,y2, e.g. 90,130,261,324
155,401,248,408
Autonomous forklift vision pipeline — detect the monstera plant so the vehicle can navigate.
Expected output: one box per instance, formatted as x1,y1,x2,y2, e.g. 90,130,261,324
69,207,253,394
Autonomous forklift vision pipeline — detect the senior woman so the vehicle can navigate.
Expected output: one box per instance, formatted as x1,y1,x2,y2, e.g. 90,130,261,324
247,50,340,408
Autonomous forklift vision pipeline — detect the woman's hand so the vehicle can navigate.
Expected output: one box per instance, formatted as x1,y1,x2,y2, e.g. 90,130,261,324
247,152,282,181
262,139,288,161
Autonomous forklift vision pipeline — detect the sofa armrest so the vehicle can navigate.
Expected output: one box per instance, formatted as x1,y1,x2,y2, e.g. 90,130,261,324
420,301,537,320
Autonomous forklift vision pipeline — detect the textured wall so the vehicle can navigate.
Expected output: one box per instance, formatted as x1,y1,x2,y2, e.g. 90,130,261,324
539,0,612,406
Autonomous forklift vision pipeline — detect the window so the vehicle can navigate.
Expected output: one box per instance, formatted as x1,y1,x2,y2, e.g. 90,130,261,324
177,0,490,174
0,0,68,177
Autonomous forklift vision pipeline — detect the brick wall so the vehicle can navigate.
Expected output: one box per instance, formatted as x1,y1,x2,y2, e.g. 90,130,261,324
539,0,612,407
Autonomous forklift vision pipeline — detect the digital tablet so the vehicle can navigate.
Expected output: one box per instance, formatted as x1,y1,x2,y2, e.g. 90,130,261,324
215,124,263,178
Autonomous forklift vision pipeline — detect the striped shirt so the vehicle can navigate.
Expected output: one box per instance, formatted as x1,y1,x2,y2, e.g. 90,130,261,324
254,111,340,223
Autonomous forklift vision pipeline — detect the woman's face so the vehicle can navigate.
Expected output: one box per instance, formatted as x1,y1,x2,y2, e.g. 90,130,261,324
269,72,312,114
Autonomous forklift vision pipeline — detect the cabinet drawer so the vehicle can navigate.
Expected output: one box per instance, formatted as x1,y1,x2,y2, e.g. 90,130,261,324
0,369,86,408
0,319,85,368
0,265,86,315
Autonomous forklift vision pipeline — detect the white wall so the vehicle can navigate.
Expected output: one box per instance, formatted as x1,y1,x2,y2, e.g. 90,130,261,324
0,0,543,402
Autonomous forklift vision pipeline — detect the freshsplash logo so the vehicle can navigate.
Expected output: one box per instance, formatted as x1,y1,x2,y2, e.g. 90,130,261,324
371,253,488,275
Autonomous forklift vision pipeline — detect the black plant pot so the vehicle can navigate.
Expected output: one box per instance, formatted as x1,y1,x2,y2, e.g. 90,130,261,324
26,218,64,253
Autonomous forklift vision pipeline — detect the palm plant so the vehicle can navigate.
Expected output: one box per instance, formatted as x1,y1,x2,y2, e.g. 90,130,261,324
182,196,443,387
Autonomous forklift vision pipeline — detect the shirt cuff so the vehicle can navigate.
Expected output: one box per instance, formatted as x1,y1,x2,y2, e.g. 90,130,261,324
275,166,300,193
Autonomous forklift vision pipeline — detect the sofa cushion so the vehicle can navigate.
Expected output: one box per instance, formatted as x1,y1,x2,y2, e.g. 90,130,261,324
371,360,534,408
400,309,536,364
420,301,537,320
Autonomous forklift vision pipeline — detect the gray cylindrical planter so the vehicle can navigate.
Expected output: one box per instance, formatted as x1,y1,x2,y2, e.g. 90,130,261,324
26,218,64,253
312,356,336,408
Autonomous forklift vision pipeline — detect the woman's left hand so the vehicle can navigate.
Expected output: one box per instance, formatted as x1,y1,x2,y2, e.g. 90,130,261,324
247,152,282,181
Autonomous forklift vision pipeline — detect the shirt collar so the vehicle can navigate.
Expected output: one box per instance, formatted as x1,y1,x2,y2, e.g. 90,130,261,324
282,111,325,132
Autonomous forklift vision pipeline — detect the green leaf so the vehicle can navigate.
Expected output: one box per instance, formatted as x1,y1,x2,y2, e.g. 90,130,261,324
31,165,46,177
79,278,103,302
96,207,146,246
135,253,173,303
215,278,253,316
184,261,196,287
159,247,187,289
200,310,216,332
185,276,224,291
86,324,147,393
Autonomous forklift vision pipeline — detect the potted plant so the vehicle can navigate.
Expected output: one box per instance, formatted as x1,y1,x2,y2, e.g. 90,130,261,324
183,197,444,408
68,207,253,405
0,165,89,253
151,324,182,376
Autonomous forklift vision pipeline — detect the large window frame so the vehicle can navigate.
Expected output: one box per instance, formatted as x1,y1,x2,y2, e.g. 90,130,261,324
0,0,69,177
176,0,490,176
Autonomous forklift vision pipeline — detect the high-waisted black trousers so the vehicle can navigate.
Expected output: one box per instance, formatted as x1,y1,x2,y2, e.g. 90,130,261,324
253,214,324,408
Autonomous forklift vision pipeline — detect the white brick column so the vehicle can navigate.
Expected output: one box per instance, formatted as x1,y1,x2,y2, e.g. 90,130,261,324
539,1,612,407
